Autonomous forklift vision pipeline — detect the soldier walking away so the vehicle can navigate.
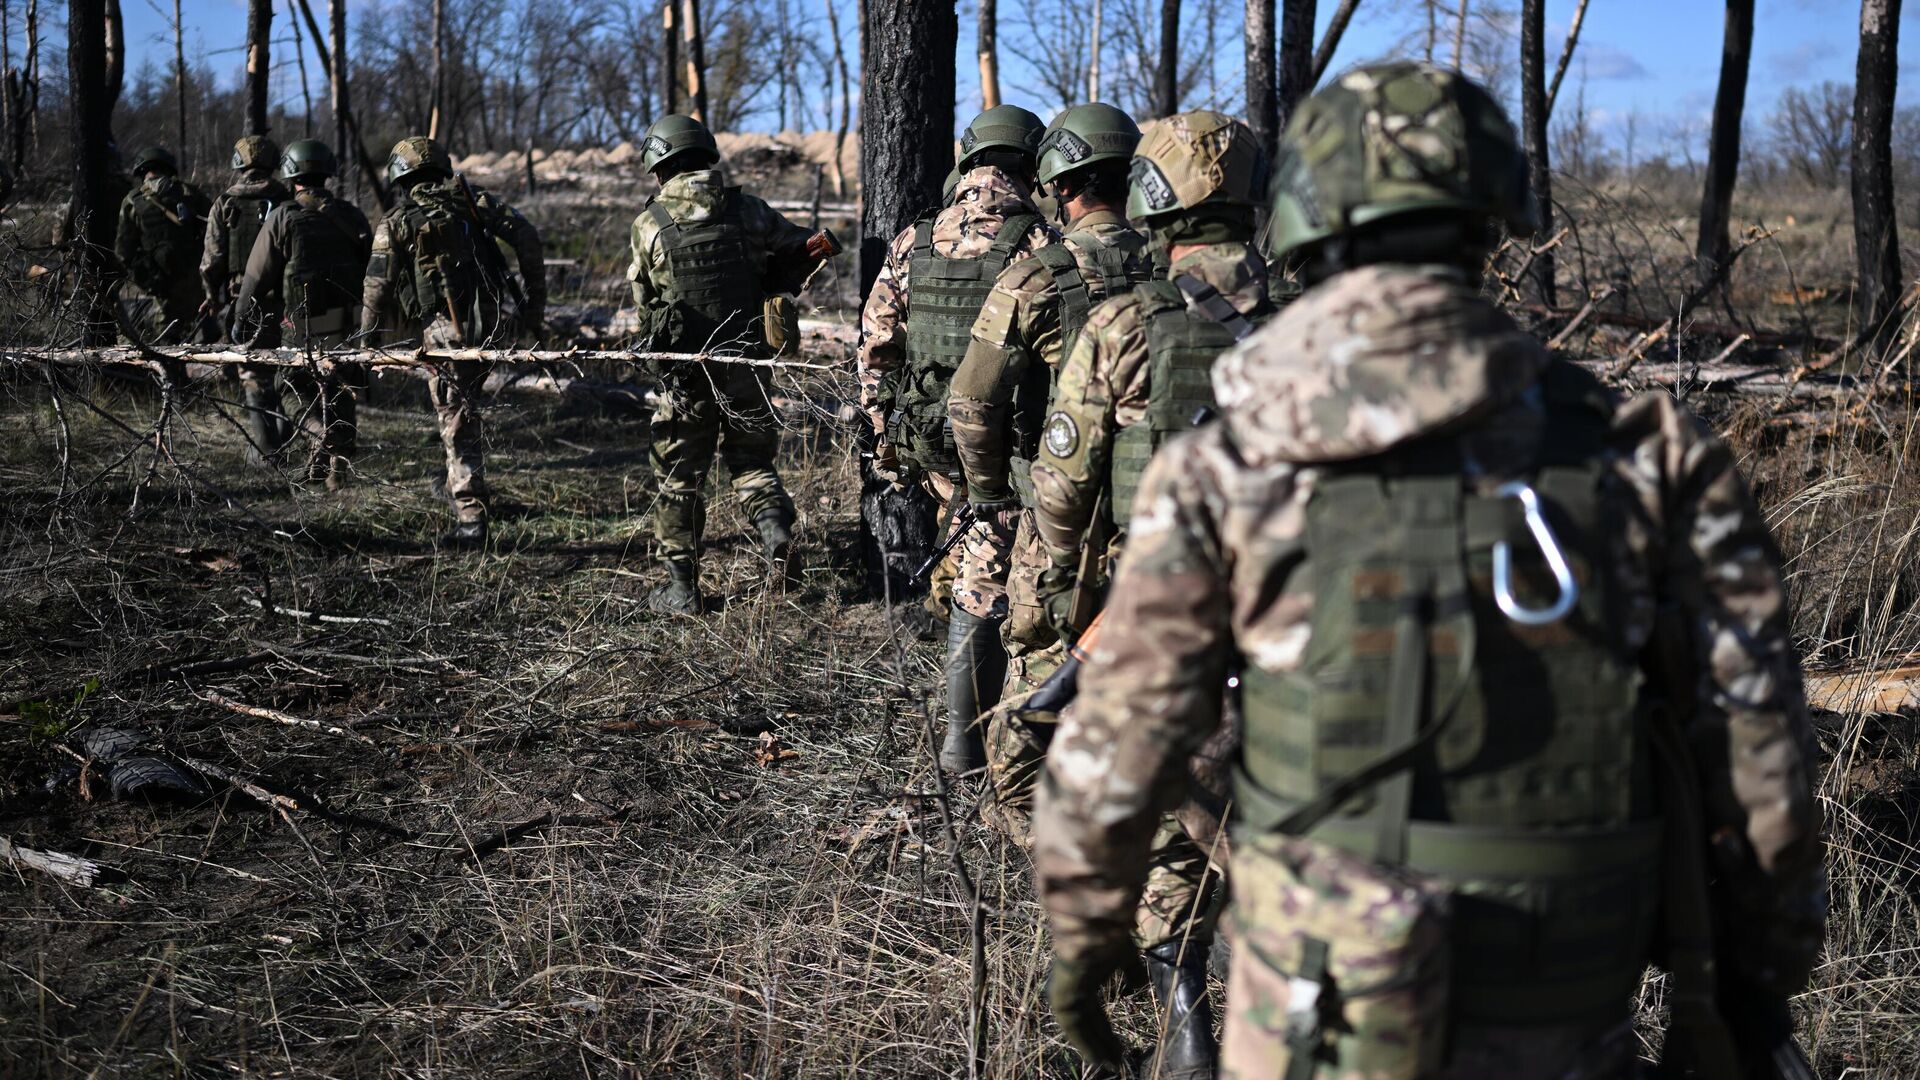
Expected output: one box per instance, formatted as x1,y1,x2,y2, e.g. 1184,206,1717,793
945,102,1152,836
231,140,372,488
1035,63,1826,1080
116,146,213,348
628,114,840,615
360,135,547,548
857,103,1057,773
1028,108,1273,1080
202,135,293,463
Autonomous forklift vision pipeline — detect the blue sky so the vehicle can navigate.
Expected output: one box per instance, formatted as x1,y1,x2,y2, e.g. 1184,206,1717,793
91,0,1918,147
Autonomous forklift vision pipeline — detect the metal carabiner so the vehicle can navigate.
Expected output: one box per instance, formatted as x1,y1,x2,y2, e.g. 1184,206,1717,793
1491,481,1579,625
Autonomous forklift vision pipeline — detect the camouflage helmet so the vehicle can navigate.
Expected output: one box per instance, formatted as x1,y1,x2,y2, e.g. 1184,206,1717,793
386,136,453,186
280,139,338,183
641,114,720,174
231,135,280,172
1037,103,1141,187
130,146,179,177
1126,111,1264,221
958,104,1045,171
1268,61,1538,261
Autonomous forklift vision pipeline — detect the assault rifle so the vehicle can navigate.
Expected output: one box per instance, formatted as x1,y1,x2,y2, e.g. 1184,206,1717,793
454,175,528,315
911,503,977,587
1020,611,1104,716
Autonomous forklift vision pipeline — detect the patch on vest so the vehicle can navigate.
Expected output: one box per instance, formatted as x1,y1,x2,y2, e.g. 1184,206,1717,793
1043,411,1079,458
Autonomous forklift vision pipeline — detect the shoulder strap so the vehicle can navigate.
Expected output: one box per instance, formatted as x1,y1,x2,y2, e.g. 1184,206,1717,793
645,201,677,235
911,217,936,259
1173,273,1257,342
988,212,1042,259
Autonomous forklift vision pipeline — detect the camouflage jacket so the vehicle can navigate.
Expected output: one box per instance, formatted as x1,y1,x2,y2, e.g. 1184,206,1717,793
200,172,292,298
856,165,1057,431
1032,264,1826,997
114,176,212,299
1029,241,1268,567
626,167,821,339
360,177,546,336
950,208,1149,506
234,188,374,325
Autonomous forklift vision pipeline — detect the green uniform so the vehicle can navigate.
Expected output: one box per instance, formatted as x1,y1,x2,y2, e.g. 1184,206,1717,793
115,175,212,343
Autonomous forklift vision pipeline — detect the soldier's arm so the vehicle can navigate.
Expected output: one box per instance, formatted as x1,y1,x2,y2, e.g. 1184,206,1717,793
855,225,916,433
487,198,546,311
114,200,141,277
1627,391,1825,995
626,211,666,317
1031,304,1139,566
360,219,397,337
233,209,288,323
950,259,1053,506
749,198,829,296
1033,436,1233,946
200,200,228,299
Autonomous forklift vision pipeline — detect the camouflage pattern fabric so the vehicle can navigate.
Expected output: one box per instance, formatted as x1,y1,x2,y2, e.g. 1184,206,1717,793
1000,508,1060,675
428,363,491,524
201,173,291,307
855,165,1056,435
115,176,212,342
1033,264,1825,1077
951,504,1019,620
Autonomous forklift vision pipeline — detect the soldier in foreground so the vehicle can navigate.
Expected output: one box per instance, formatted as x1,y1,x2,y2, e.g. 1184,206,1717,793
361,135,546,547
628,114,839,614
1036,63,1826,1079
1030,108,1273,1080
231,140,372,487
857,103,1057,772
203,135,292,462
116,146,212,346
945,102,1151,834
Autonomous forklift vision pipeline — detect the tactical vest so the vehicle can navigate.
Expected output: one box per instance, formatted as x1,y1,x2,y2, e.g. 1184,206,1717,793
1232,360,1661,1032
283,194,368,332
893,211,1042,476
644,195,765,354
131,180,207,287
1108,276,1264,524
395,185,506,343
1011,228,1151,502
222,188,278,279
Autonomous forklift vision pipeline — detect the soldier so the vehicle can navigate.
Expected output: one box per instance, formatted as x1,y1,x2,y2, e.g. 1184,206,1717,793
946,102,1152,833
231,139,372,487
360,135,546,547
628,114,839,614
1035,63,1826,1079
116,145,212,344
1026,108,1272,1080
857,103,1057,773
203,135,293,462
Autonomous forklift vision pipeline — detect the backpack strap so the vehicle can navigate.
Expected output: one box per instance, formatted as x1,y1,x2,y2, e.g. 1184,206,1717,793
910,216,935,260
987,212,1041,260
1173,274,1257,342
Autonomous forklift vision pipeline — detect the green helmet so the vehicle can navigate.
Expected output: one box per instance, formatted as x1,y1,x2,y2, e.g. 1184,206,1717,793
1268,61,1538,262
1037,103,1141,187
958,104,1045,171
280,139,338,183
941,167,961,206
641,114,721,174
1125,111,1264,221
386,136,453,186
130,146,179,177
231,135,280,172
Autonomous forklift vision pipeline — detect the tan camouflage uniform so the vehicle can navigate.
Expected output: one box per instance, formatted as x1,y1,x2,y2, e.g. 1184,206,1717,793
856,166,1057,613
628,167,822,565
1034,265,1826,1078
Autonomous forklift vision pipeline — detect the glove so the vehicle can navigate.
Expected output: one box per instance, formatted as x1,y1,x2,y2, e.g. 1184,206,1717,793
871,438,907,491
970,498,1021,531
1038,564,1080,642
1047,935,1130,1071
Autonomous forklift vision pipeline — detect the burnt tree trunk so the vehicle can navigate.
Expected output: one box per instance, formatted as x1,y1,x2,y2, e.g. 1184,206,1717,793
683,0,707,124
68,0,114,344
663,2,678,114
858,0,952,602
428,0,443,138
1312,0,1360,84
1852,0,1904,352
1155,0,1179,117
329,0,347,194
825,0,848,197
977,0,998,110
1277,0,1314,127
102,0,120,111
171,0,186,151
1246,0,1276,149
245,0,269,134
1695,0,1753,297
1520,0,1555,305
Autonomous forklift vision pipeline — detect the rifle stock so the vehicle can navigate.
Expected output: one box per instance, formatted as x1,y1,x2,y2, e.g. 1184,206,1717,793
1065,492,1110,634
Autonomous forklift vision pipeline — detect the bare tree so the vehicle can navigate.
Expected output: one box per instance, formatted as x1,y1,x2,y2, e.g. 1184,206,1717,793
171,0,186,151
289,6,313,135
1519,0,1554,304
1543,0,1588,116
68,0,115,343
428,0,444,139
1246,0,1275,147
826,0,849,195
683,0,708,122
1311,0,1360,85
1770,83,1853,187
1277,0,1313,127
1852,0,1904,350
246,0,269,134
1695,0,1753,296
978,0,999,109
330,0,347,192
2,2,10,145
1087,0,1100,101
1452,0,1468,68
664,2,679,113
103,0,121,111
1155,0,1179,116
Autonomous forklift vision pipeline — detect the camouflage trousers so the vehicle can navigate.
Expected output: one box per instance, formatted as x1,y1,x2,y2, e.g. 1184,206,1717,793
428,362,492,524
650,360,794,565
257,313,362,478
1001,507,1063,693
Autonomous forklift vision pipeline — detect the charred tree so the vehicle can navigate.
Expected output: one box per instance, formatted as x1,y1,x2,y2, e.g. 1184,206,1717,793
245,0,269,134
1312,0,1361,84
1853,0,1904,352
293,0,388,208
682,0,708,123
1519,0,1555,305
1695,0,1753,298
825,0,849,197
428,0,443,139
858,0,952,602
978,0,998,109
68,0,114,344
1247,0,1276,148
171,0,186,151
102,0,120,110
1277,0,1314,127
329,0,347,192
1155,0,1179,117
663,2,679,114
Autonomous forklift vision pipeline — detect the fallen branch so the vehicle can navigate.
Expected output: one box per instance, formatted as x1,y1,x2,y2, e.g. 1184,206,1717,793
1,836,123,888
465,807,636,860
3,344,844,373
200,690,377,746
237,593,393,627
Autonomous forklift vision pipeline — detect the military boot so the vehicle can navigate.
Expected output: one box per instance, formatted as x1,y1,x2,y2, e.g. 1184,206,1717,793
242,385,287,465
754,508,797,585
440,519,488,549
650,561,703,615
941,610,1007,773
1143,940,1218,1080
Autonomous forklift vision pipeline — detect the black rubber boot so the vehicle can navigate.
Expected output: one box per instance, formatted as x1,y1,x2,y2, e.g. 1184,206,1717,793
754,508,796,584
1144,941,1219,1080
649,561,703,615
940,610,1007,773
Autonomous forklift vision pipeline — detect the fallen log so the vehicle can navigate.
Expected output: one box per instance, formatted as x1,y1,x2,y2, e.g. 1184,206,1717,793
1,836,122,888
1807,662,1920,715
2,344,845,373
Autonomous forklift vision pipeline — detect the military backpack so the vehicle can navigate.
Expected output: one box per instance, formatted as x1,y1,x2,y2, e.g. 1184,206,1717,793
220,189,280,280
395,183,510,343
130,178,210,288
282,192,369,331
643,193,766,354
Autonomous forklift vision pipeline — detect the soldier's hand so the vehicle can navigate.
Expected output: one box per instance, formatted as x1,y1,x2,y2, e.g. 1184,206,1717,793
969,498,1020,531
871,438,907,491
1038,565,1080,642
1047,939,1130,1071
